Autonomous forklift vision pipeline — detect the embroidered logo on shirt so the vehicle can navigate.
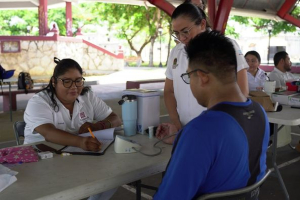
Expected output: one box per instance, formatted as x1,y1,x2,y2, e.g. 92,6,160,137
243,110,255,119
79,111,88,120
172,58,178,69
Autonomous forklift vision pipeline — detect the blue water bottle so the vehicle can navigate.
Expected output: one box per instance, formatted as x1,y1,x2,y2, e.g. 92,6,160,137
118,95,137,136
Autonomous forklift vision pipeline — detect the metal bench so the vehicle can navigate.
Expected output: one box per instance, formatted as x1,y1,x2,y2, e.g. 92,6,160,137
0,88,42,112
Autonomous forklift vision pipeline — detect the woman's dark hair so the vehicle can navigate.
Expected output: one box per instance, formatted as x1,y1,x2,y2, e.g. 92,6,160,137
41,57,90,112
245,51,261,63
183,0,206,10
172,3,211,30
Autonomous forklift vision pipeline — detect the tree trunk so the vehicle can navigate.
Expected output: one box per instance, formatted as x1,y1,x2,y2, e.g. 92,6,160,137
136,52,142,67
149,37,155,67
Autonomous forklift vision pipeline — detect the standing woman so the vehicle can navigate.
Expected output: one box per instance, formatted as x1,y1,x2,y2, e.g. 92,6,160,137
24,58,122,151
160,3,249,136
245,51,267,91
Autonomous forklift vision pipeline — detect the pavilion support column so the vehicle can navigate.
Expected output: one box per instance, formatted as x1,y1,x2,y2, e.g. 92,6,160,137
207,0,216,29
38,0,48,36
66,2,73,37
213,0,233,34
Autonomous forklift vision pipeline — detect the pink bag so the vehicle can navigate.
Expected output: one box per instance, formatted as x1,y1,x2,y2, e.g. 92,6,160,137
0,146,39,164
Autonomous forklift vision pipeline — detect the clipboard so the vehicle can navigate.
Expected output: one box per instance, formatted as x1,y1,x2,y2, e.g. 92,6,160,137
59,128,115,156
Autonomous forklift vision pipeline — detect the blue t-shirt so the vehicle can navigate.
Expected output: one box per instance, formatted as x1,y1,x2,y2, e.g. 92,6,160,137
154,100,269,200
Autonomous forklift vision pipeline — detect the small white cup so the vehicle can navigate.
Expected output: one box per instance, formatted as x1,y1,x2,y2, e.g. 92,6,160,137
148,126,154,139
264,81,276,95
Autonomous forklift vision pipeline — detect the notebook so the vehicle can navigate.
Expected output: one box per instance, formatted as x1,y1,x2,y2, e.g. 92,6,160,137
60,128,115,156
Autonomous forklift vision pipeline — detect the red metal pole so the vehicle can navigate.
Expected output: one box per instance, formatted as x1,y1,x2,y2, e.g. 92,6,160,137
213,0,233,33
207,0,216,29
66,2,73,37
38,0,48,36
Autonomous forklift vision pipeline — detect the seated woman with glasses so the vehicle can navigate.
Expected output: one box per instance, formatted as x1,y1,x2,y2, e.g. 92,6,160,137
245,51,267,91
23,57,122,152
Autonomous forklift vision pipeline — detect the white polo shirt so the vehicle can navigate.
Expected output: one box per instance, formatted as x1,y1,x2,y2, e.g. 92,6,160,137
269,67,296,88
247,68,267,91
24,90,112,144
165,39,248,125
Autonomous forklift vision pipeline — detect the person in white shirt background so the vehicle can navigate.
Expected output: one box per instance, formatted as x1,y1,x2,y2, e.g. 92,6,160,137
269,51,296,90
245,51,267,91
156,3,249,138
268,51,300,153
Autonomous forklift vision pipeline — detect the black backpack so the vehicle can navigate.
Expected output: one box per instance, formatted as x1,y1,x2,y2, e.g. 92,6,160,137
18,72,34,94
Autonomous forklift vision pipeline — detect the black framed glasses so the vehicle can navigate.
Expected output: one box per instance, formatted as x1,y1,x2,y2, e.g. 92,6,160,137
181,69,209,84
171,24,196,40
56,77,85,88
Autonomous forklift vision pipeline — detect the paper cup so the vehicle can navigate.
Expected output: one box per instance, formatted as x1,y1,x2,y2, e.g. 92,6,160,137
264,81,276,95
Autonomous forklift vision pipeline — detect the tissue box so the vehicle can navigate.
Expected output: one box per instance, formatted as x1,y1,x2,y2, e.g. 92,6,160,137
288,93,300,107
38,151,53,159
271,91,297,105
249,91,275,112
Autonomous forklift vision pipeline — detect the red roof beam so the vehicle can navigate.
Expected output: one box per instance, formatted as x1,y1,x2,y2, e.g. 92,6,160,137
277,0,300,28
147,0,175,16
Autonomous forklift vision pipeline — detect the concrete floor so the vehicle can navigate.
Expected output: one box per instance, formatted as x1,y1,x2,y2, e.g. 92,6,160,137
1,67,300,200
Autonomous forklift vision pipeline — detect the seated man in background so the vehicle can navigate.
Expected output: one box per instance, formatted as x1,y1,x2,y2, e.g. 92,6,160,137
154,31,269,200
269,51,296,90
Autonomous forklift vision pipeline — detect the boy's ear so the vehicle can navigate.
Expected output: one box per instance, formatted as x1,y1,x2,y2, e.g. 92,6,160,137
196,70,209,85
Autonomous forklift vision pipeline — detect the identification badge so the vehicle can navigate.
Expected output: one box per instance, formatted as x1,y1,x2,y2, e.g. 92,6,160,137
79,111,88,120
172,58,178,69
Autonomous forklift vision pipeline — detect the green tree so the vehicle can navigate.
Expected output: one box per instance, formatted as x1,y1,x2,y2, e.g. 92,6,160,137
48,3,101,36
227,6,300,37
92,3,170,66
0,10,38,35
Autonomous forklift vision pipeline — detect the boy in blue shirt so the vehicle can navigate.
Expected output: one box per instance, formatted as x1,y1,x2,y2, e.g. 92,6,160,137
154,31,269,200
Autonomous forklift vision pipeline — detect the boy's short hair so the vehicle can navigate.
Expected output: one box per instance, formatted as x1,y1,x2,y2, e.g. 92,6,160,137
185,30,237,84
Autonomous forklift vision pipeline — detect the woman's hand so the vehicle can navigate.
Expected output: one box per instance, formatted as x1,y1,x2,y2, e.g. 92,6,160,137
156,123,178,145
79,137,102,152
78,122,94,134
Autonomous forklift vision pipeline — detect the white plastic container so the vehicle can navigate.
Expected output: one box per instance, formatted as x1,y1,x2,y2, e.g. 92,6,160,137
123,89,160,134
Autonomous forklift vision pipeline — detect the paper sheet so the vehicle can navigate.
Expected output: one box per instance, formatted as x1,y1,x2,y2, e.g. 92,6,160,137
62,128,115,154
0,164,18,192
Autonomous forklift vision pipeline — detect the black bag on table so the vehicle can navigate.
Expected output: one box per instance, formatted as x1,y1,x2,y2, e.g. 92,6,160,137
18,72,34,94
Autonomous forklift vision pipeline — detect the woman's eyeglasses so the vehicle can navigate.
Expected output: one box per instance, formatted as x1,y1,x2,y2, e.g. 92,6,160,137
56,77,85,88
181,69,209,84
171,24,196,40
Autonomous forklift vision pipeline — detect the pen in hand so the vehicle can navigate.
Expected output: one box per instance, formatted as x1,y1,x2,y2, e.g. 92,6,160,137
88,127,102,151
88,127,96,138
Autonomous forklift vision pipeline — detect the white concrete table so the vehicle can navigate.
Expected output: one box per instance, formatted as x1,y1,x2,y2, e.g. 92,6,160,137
267,105,300,200
0,134,172,200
